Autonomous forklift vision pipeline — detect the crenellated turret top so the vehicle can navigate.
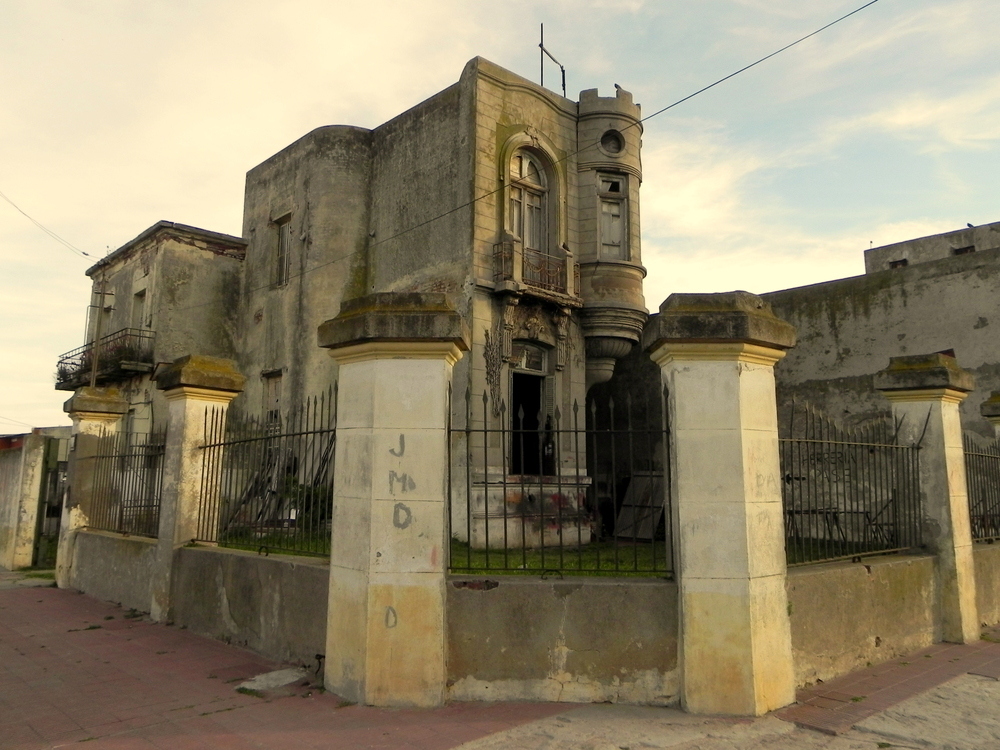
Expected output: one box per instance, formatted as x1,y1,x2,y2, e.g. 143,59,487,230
578,87,640,120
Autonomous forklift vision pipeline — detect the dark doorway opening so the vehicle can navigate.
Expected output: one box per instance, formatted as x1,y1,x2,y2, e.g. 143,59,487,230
511,372,543,475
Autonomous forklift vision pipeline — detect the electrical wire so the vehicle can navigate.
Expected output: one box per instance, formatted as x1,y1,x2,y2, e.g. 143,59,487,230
0,414,36,429
128,0,885,312
0,187,93,260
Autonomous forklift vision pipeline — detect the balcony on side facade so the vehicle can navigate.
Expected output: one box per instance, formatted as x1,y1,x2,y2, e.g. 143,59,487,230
55,328,156,391
493,239,580,301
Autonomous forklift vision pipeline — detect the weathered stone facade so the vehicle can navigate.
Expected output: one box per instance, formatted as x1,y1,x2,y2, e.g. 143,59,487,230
765,223,1000,435
60,59,647,463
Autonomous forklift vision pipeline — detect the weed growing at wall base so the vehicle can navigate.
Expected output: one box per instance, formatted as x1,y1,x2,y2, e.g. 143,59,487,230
449,538,671,577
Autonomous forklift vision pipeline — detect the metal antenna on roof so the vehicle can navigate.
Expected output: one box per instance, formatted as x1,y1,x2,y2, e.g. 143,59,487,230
539,24,567,98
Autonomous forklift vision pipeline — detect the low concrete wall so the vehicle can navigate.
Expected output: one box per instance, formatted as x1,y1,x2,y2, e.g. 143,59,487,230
787,555,938,687
974,543,1000,626
170,546,329,667
70,530,157,612
447,577,678,705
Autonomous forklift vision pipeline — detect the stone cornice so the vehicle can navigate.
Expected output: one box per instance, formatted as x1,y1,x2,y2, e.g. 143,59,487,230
326,340,466,366
649,342,787,368
880,387,969,405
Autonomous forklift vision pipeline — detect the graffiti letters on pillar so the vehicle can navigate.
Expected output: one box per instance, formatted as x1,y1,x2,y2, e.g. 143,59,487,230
388,471,416,495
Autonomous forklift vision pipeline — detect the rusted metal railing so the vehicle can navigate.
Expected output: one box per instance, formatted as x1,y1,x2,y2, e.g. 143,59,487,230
55,328,155,390
779,405,922,566
964,432,1000,542
89,428,166,538
197,389,336,558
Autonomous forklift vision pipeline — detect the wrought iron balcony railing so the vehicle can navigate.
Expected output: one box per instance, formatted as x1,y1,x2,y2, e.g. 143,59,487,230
55,328,156,390
494,240,575,296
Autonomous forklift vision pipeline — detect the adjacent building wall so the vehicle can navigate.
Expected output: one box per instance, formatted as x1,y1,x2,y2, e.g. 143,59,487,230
447,577,679,705
765,248,1000,435
864,221,1000,273
787,555,938,687
0,432,53,570
239,126,373,416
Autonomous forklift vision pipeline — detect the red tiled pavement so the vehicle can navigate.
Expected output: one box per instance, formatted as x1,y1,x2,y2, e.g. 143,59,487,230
775,625,1000,735
0,587,566,750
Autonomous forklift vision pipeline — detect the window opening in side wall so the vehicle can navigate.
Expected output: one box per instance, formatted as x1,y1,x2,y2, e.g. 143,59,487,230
889,259,908,269
598,173,628,260
131,290,146,330
263,371,282,427
273,215,291,287
953,245,975,256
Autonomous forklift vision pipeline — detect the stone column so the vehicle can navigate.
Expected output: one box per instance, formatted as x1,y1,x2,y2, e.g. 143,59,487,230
317,293,468,708
56,387,128,588
875,353,979,644
151,355,245,621
643,292,797,716
980,392,1000,438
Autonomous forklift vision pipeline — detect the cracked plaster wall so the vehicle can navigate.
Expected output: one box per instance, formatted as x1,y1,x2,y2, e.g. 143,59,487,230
447,577,678,705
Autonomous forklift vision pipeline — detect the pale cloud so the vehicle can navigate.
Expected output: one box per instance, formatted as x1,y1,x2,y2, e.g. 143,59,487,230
640,127,768,240
2,0,999,429
824,77,1000,152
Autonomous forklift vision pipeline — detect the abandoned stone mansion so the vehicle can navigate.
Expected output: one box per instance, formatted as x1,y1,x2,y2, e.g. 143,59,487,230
39,56,1000,716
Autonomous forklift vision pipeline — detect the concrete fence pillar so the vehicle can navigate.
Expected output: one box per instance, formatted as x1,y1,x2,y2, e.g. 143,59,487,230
875,353,979,644
980,392,1000,439
56,387,128,588
317,293,469,708
643,292,797,716
150,355,245,621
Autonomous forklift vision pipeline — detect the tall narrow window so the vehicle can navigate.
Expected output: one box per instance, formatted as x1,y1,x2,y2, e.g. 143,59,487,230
131,290,146,330
263,372,282,426
509,151,548,255
274,216,291,287
598,174,627,260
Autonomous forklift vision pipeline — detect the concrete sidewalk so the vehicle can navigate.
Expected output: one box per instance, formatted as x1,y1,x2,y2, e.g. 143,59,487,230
3,568,1000,750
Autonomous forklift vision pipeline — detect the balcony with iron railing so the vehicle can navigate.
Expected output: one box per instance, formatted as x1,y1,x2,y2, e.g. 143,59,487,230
55,328,156,391
494,238,579,299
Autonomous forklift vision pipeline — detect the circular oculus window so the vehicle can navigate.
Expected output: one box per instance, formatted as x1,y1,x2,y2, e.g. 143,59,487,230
600,130,625,155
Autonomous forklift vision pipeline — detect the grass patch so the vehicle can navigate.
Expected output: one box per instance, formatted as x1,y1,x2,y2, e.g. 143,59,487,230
786,537,901,565
22,571,55,580
217,529,329,558
236,687,265,698
448,538,670,577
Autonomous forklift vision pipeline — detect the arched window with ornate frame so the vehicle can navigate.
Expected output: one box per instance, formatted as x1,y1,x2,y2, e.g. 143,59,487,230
508,150,548,256
500,145,568,293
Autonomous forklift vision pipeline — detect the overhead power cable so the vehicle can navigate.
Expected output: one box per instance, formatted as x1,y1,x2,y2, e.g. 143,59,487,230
168,0,885,312
0,187,93,260
0,413,36,429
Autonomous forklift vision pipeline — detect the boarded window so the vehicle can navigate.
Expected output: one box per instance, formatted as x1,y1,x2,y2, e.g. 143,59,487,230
598,174,627,260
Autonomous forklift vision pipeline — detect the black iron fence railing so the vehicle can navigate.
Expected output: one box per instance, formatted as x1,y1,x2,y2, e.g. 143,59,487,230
779,405,922,566
449,388,672,577
55,328,155,390
89,429,166,538
963,433,1000,542
197,390,336,557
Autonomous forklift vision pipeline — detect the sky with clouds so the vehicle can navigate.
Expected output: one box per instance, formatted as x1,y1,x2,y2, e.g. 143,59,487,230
2,0,998,430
